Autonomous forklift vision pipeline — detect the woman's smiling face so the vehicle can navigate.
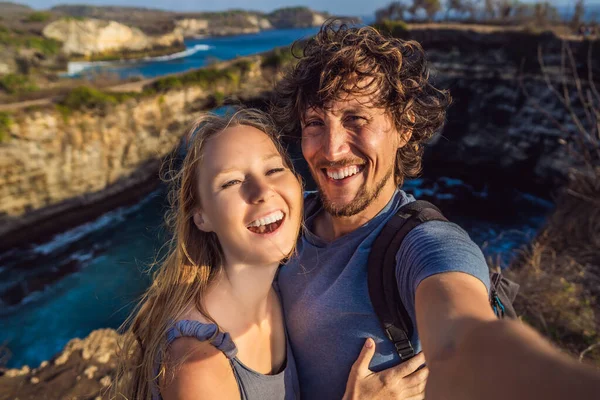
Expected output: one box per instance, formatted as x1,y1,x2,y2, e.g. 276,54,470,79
195,124,302,266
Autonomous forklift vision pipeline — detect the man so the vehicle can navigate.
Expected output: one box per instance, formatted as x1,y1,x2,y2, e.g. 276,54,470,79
272,22,496,399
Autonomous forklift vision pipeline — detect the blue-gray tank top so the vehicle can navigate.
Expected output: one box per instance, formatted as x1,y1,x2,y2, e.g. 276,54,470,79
157,319,300,400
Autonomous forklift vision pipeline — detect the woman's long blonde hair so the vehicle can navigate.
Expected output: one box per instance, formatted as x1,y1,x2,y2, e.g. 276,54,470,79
113,108,297,399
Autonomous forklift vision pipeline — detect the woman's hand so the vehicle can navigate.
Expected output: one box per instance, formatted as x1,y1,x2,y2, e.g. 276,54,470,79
342,338,428,400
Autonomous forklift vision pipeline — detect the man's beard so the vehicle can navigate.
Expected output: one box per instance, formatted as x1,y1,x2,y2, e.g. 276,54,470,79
315,165,394,218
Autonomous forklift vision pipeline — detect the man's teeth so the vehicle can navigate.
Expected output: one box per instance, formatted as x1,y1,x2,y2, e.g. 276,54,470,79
248,210,284,228
326,165,360,180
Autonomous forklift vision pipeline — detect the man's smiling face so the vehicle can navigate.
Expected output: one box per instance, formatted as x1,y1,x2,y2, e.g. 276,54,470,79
301,92,408,218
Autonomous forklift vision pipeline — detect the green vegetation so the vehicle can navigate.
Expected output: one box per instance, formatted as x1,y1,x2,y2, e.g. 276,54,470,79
57,86,136,112
373,20,410,38
261,47,295,69
25,12,52,23
0,27,61,56
0,73,38,94
146,66,243,93
0,112,13,143
212,91,225,106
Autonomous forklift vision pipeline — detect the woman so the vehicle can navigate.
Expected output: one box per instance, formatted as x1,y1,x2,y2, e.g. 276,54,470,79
115,109,303,399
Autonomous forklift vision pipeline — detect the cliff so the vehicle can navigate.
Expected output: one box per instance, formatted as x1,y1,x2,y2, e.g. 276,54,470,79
174,13,273,37
0,55,271,252
51,5,330,37
42,18,183,58
376,23,600,195
0,329,121,400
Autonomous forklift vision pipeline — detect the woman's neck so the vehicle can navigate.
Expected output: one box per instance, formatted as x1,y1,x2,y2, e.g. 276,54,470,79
204,260,280,330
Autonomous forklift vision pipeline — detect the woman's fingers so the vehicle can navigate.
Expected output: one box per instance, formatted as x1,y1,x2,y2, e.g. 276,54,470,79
351,338,377,379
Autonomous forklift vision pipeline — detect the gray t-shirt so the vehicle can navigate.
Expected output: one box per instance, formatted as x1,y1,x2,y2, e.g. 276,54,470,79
278,189,490,399
159,319,299,400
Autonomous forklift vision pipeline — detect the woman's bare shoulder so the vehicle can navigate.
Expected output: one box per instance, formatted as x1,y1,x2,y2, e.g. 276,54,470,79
162,336,239,400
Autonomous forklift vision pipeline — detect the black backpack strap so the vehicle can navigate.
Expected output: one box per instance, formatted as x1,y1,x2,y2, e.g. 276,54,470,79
367,200,448,361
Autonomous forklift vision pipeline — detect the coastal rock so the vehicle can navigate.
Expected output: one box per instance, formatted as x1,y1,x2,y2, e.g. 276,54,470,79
0,329,121,400
42,18,183,57
174,14,274,37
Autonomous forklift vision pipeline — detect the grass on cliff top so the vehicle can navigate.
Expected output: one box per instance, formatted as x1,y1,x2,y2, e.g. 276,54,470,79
145,58,261,94
372,20,410,39
0,25,61,56
57,86,138,112
0,74,39,95
261,46,296,69
505,172,600,365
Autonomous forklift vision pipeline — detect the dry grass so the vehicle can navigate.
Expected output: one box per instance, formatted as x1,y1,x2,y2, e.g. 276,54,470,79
506,175,600,365
508,39,600,366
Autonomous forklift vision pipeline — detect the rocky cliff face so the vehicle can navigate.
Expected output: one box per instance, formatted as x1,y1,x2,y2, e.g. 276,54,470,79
42,18,183,57
0,56,267,251
175,14,273,37
174,7,327,37
398,27,598,195
0,329,121,400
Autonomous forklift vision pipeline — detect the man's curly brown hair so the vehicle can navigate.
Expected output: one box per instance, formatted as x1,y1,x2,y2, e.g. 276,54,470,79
271,21,452,186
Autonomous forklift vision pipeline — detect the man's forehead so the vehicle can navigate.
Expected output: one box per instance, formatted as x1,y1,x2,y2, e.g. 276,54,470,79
304,94,383,116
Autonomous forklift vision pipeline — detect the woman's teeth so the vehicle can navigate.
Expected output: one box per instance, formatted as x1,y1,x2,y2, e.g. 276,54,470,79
247,211,285,234
326,165,360,180
247,210,284,228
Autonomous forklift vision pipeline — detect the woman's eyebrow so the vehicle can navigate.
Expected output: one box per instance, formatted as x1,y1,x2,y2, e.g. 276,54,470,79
212,154,282,181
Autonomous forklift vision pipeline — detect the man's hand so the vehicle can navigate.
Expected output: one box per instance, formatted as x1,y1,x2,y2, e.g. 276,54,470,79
343,338,428,400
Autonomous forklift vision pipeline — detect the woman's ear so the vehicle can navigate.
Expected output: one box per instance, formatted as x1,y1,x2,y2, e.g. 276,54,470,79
193,211,213,232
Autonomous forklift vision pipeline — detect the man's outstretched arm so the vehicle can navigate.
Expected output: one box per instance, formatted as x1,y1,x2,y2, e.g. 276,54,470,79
416,272,600,400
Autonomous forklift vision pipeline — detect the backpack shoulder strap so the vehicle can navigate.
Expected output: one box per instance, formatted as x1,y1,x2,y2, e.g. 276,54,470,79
367,200,448,361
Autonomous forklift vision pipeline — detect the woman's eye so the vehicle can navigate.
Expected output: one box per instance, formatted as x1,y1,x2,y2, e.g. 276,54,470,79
267,168,285,176
221,179,241,189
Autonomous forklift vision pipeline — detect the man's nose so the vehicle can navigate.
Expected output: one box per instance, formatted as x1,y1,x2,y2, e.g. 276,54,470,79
321,122,351,161
245,176,275,204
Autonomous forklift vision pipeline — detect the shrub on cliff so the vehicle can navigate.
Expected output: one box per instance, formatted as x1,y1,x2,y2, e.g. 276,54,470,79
0,73,38,95
25,12,52,23
261,47,295,69
58,86,135,112
146,66,243,93
0,112,12,143
372,20,411,39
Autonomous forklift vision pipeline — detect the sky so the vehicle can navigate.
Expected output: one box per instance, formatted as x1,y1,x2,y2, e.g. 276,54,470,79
11,0,589,17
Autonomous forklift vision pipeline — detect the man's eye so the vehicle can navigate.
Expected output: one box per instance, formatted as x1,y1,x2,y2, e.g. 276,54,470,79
221,180,241,189
267,168,285,176
304,120,323,127
347,115,367,123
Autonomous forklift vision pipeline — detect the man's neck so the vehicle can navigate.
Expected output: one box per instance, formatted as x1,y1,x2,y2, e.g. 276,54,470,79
314,184,397,242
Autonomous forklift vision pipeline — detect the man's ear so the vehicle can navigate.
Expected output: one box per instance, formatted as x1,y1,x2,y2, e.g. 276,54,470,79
398,127,413,148
398,111,415,148
193,211,213,232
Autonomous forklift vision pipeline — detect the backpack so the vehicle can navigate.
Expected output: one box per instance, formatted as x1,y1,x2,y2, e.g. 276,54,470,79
367,200,521,361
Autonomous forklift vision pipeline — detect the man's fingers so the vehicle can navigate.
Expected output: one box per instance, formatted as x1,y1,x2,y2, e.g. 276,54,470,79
401,369,428,397
397,352,426,377
404,365,429,386
351,338,376,378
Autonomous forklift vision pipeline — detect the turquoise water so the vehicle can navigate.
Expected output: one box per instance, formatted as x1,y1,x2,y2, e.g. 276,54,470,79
70,27,321,79
0,176,553,369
